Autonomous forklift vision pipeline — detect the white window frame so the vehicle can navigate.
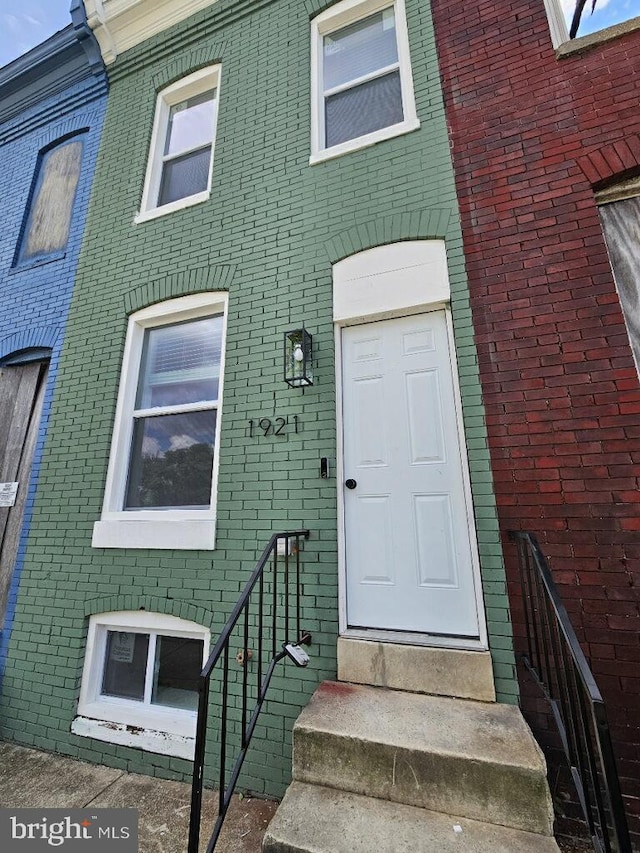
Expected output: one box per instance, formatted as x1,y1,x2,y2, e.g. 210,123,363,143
542,0,570,47
597,183,640,379
135,65,221,223
310,0,419,164
543,0,640,48
92,292,228,550
73,611,210,759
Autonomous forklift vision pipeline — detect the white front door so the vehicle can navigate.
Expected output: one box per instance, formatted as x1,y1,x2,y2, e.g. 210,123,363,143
342,311,481,638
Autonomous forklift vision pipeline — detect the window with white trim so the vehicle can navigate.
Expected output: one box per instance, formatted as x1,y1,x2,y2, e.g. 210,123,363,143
310,0,418,163
73,612,209,758
92,292,227,550
544,0,640,47
136,66,220,222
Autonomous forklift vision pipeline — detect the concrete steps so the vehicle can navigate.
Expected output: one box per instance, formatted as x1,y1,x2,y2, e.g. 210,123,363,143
292,681,554,835
264,680,559,853
264,782,560,853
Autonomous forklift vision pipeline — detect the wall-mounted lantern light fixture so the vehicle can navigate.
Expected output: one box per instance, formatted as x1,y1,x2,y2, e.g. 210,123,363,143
284,328,313,387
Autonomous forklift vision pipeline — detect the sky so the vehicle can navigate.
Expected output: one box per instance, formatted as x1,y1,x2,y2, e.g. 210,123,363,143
0,1,72,69
2,0,640,69
561,0,640,35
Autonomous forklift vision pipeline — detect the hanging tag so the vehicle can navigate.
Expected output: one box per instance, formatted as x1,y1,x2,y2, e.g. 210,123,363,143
110,632,136,663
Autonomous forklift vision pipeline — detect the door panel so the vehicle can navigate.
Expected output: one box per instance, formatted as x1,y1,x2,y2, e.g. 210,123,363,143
406,369,445,463
342,312,480,638
354,494,394,585
413,493,458,586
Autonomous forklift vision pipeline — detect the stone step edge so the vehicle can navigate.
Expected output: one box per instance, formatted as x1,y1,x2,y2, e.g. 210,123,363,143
293,682,547,772
337,638,496,702
264,782,561,853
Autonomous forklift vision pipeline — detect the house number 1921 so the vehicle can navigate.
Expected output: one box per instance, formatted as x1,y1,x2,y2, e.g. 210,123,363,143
248,416,299,437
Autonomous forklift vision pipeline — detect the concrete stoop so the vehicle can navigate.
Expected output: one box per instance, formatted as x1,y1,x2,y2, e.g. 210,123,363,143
264,681,560,853
263,783,560,853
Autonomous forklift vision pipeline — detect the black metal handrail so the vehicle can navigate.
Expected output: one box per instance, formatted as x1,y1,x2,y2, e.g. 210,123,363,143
510,531,632,853
188,529,311,853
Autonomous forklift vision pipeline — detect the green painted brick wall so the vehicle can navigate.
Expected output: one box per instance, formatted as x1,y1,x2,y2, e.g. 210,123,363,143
0,0,518,795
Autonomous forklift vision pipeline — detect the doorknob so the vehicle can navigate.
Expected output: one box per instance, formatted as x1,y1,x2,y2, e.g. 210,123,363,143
345,478,357,490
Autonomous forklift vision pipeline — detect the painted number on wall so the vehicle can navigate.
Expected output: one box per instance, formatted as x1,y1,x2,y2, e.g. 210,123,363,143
248,416,299,437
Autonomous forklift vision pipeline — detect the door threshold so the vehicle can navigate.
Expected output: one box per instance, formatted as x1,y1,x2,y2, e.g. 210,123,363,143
342,627,487,652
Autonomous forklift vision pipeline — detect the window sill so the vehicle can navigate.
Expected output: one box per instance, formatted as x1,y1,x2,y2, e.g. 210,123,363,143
92,518,216,550
134,190,210,224
78,695,196,737
10,251,66,273
71,716,195,760
309,118,420,165
556,15,640,57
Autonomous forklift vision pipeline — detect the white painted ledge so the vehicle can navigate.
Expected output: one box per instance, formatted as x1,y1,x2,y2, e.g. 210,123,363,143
92,518,216,550
72,716,195,759
134,190,210,224
310,118,420,165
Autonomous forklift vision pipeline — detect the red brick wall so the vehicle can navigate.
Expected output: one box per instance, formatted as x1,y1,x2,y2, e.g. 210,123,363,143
430,0,640,840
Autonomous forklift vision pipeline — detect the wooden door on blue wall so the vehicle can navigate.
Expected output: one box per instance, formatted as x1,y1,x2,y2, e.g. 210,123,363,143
0,359,48,627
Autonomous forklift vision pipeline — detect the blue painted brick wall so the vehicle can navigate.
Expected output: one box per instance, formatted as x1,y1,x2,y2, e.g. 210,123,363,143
0,71,107,677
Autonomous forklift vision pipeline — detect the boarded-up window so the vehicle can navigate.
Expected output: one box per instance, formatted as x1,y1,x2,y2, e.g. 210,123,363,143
18,138,83,262
599,195,640,375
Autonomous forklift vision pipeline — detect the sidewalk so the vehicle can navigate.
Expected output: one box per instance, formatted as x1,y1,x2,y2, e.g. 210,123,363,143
0,741,277,852
0,741,593,852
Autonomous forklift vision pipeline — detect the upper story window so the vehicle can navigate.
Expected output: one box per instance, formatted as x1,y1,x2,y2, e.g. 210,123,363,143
136,66,220,223
92,292,227,550
544,0,640,46
16,135,84,265
310,0,419,164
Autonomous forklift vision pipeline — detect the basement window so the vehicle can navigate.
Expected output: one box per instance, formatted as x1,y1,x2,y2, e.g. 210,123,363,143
73,611,209,759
